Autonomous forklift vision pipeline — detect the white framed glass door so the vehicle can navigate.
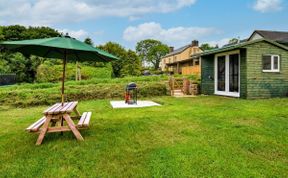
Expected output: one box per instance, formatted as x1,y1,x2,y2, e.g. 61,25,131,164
215,52,240,97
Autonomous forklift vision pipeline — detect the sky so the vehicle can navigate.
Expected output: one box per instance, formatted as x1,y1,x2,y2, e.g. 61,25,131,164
0,0,288,50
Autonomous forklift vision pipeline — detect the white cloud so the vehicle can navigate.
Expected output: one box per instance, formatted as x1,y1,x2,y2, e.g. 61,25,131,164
0,0,197,26
123,22,217,47
58,29,89,40
253,0,283,13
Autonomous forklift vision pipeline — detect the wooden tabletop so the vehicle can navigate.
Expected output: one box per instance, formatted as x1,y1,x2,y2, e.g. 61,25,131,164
43,101,78,115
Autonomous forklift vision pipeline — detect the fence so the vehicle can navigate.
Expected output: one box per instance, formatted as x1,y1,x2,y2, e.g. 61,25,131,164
181,66,201,75
0,74,16,86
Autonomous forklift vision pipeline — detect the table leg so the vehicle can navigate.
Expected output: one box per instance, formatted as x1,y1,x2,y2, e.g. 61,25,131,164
61,116,64,135
36,115,52,145
73,107,81,119
63,114,84,141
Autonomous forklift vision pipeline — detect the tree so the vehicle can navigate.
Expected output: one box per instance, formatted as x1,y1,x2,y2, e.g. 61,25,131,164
2,25,26,40
98,42,127,77
200,43,218,51
22,26,60,39
0,25,61,82
1,25,59,41
136,39,169,69
84,37,93,46
0,53,10,73
120,50,141,77
0,26,4,41
229,38,239,44
98,42,142,77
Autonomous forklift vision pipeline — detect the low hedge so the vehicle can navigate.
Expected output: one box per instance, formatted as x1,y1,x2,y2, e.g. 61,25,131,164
0,81,167,107
0,75,168,92
36,62,112,83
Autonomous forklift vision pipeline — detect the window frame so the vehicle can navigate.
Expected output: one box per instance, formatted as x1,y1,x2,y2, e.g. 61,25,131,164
262,54,280,73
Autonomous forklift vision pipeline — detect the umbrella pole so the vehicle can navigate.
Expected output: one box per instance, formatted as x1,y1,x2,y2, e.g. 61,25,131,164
61,50,67,135
62,50,67,106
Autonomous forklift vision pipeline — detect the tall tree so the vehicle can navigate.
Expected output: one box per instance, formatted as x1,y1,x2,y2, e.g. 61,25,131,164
136,39,169,69
84,37,94,46
22,26,60,39
1,25,59,41
0,26,4,41
98,42,127,77
0,25,61,82
229,38,239,44
120,50,141,77
98,42,142,77
200,43,218,51
2,25,26,40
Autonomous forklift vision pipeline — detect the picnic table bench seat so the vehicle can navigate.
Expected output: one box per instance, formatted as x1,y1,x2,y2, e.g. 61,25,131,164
78,112,92,128
26,101,92,145
43,101,78,115
26,116,46,132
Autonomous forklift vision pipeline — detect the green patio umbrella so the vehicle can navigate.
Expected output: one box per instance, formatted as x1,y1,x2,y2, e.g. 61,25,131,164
0,36,118,105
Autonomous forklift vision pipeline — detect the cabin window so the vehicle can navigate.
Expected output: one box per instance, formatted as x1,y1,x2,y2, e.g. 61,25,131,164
262,55,280,72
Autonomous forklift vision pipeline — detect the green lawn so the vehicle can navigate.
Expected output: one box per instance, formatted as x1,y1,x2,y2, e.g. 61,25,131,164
0,96,287,177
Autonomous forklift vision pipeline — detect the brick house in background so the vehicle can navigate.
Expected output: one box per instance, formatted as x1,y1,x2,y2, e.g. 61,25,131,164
200,30,288,99
160,40,202,75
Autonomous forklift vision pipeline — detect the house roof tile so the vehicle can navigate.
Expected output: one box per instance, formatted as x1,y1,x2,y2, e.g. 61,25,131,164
163,45,191,57
249,30,288,43
199,38,288,57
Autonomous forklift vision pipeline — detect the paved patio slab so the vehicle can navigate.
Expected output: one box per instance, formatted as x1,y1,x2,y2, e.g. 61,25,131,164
110,101,161,109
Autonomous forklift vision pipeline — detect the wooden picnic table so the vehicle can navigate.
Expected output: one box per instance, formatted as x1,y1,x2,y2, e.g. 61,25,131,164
26,101,91,145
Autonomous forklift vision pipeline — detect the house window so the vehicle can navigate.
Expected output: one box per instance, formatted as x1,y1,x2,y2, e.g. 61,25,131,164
194,59,199,65
262,55,280,72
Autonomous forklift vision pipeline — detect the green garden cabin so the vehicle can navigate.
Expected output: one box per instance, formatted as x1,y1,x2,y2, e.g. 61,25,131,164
200,30,288,99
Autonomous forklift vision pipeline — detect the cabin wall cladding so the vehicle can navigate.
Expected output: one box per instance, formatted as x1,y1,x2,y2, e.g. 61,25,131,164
239,49,247,98
201,55,214,95
246,41,288,98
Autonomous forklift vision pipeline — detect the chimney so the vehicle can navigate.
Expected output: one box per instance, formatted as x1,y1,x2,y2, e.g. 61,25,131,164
169,46,174,52
191,40,199,47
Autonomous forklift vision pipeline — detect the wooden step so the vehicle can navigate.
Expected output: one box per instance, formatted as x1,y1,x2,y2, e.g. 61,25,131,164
172,89,184,96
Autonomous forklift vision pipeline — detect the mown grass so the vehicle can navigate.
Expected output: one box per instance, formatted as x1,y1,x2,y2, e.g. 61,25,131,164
0,96,287,177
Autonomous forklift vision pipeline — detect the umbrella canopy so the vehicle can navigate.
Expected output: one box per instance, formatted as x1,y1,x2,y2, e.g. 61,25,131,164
0,36,118,61
0,36,118,105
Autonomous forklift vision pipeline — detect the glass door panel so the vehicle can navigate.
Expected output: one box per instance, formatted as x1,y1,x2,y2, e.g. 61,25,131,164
229,54,239,92
217,56,226,91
